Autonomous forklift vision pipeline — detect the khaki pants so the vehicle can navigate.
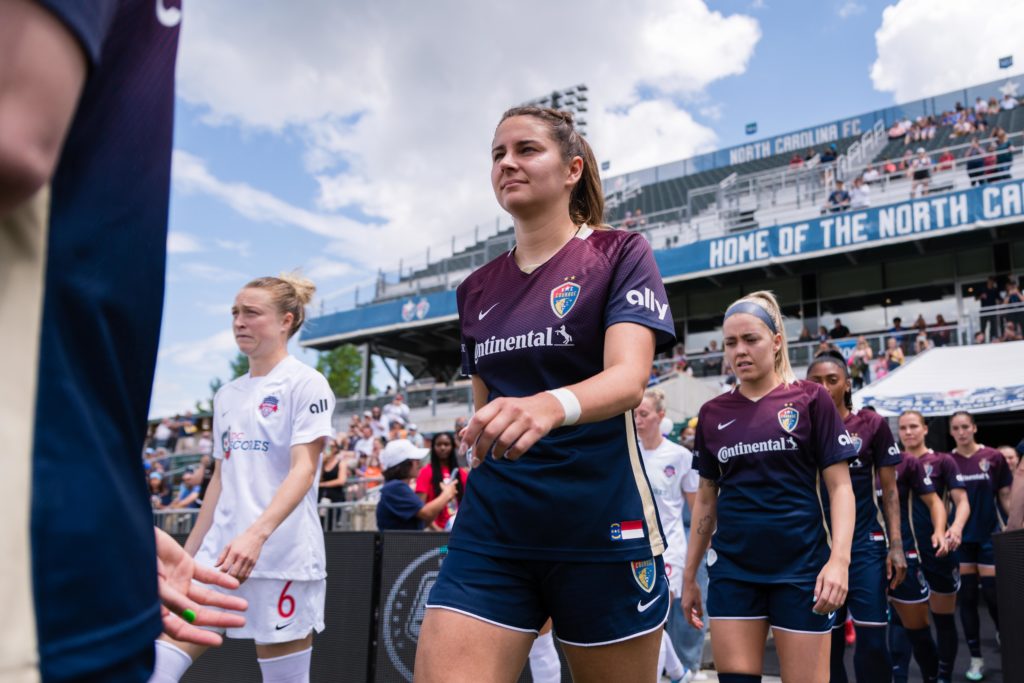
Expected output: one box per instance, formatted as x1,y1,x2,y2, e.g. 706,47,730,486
0,189,48,683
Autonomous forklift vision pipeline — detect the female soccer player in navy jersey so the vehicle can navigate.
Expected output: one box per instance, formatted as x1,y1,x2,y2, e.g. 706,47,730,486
948,411,1012,681
681,293,857,683
149,275,336,683
896,410,969,683
806,351,904,683
884,444,948,683
415,107,676,683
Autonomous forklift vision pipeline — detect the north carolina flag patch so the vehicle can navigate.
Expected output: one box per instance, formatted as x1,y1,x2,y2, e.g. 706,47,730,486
610,520,645,541
869,531,886,542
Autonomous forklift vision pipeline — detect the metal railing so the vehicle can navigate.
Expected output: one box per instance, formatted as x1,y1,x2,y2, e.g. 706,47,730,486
153,501,381,535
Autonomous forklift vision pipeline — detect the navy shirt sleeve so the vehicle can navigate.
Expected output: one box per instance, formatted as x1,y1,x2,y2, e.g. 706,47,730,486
381,481,424,522
604,233,676,353
694,405,720,481
870,414,902,468
942,455,966,490
809,383,858,469
456,284,476,377
37,0,120,65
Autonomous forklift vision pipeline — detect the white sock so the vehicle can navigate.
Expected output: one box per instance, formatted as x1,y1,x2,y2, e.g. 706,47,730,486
660,630,686,680
257,647,312,683
148,640,192,683
528,631,561,683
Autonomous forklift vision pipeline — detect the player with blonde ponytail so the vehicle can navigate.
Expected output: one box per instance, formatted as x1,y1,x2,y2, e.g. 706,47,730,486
149,273,337,683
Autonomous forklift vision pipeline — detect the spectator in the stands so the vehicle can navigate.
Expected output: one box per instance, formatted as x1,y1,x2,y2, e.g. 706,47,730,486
888,118,910,140
850,336,873,389
369,404,389,436
829,318,851,339
820,145,837,164
318,440,348,504
988,96,1000,112
913,327,932,355
1002,93,1018,111
937,149,955,172
862,164,881,184
365,446,384,489
883,158,898,176
623,210,636,229
407,423,424,448
991,129,1014,183
931,314,952,347
825,179,851,213
974,96,989,115
702,340,723,376
817,325,830,342
973,330,986,345
798,326,813,342
910,147,932,197
376,439,457,531
965,138,987,186
382,392,410,427
354,424,376,457
387,420,407,443
889,317,907,350
196,430,212,457
148,472,172,509
1003,279,1024,334
977,276,1002,308
849,175,871,209
634,208,647,227
789,153,804,169
415,432,466,531
999,320,1023,343
884,337,905,371
805,148,819,163
153,418,173,449
170,466,202,509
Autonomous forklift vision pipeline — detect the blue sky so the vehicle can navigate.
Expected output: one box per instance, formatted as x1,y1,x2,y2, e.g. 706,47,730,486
151,0,1024,417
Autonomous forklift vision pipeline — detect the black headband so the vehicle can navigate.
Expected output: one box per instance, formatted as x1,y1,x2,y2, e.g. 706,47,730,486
724,301,778,334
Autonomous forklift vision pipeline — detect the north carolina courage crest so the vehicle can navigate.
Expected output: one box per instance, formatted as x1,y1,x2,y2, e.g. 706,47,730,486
778,404,799,432
258,395,280,417
979,459,990,473
631,558,656,593
550,277,581,319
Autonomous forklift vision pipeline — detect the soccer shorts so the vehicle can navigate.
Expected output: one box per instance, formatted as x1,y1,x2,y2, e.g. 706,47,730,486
835,543,888,626
955,540,995,568
202,578,326,644
888,554,930,604
706,575,836,634
920,547,960,594
426,547,670,646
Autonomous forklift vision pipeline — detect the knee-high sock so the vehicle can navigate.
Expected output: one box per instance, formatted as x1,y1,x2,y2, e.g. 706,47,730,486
853,624,892,683
717,675,761,683
830,625,849,683
148,641,192,683
659,630,686,681
980,576,999,631
257,647,312,683
905,626,939,683
528,631,561,683
932,612,958,681
889,611,912,683
959,574,981,657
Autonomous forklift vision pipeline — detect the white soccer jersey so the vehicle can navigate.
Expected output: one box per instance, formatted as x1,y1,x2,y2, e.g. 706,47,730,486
640,438,699,591
197,355,335,580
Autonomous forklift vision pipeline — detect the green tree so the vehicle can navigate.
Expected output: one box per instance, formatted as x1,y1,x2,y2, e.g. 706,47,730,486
194,377,223,414
230,351,249,379
316,345,362,397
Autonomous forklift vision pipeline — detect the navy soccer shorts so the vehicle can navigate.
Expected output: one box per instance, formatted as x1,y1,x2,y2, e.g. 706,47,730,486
426,547,670,646
834,544,889,626
920,547,960,595
706,575,836,634
955,540,995,568
888,554,930,604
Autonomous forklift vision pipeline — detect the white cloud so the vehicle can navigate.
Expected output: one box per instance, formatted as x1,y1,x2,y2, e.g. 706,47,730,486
870,0,1024,101
180,261,248,283
215,238,251,258
838,1,865,20
305,256,354,281
158,329,238,376
173,0,760,267
167,231,203,253
698,103,724,122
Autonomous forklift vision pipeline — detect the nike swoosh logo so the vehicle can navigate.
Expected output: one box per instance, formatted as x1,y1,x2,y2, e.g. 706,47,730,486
478,303,499,320
275,622,294,630
718,420,736,430
636,594,662,612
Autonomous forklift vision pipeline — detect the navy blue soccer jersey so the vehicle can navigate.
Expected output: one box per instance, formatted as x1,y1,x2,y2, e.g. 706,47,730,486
822,410,901,548
889,454,937,555
694,380,858,583
911,451,965,555
28,0,180,678
950,446,1013,542
450,226,676,562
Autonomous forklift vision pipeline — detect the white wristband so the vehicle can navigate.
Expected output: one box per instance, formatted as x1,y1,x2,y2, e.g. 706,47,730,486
546,388,581,427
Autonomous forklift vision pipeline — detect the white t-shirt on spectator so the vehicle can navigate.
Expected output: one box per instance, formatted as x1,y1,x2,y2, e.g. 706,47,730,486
382,401,410,426
197,355,335,580
154,423,172,442
850,184,871,209
640,438,699,594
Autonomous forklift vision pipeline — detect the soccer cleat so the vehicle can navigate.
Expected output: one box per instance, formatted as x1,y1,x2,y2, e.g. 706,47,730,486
965,656,984,681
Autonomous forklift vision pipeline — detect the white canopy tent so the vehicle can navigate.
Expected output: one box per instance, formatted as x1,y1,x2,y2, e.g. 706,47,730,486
853,340,1024,416
655,372,721,422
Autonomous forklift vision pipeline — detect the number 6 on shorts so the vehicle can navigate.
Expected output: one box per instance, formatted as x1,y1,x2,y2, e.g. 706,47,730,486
278,580,296,619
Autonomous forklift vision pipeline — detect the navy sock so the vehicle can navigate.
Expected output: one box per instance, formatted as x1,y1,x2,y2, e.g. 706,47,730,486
932,612,958,681
959,574,981,656
830,626,848,683
905,625,939,682
717,675,761,683
853,624,892,683
889,611,912,683
980,576,999,631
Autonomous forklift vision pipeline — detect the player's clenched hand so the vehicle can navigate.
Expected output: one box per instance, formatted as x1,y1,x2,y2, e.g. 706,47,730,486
886,545,907,590
216,528,266,583
681,578,704,630
155,528,247,646
931,531,949,558
813,558,848,615
462,392,562,466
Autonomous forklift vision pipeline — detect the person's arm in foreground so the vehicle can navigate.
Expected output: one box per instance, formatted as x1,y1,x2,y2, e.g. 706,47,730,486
815,462,854,614
878,465,907,589
681,477,717,628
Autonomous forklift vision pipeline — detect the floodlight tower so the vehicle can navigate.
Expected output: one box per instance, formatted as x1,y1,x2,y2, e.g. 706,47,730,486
523,84,589,137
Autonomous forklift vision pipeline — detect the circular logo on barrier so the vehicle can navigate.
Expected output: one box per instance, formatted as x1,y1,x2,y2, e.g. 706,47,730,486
382,546,447,681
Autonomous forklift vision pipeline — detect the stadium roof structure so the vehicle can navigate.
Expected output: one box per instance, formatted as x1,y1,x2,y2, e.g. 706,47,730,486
854,340,1024,416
